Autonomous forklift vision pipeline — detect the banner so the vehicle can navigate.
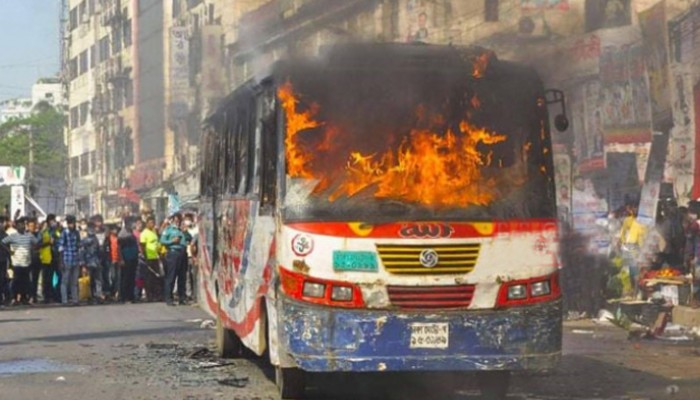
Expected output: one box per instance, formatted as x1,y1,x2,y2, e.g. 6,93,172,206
667,64,695,203
693,83,700,199
553,147,572,220
599,28,652,144
169,26,190,120
573,80,605,172
637,180,661,226
639,1,673,129
11,185,24,219
0,166,26,187
585,0,631,32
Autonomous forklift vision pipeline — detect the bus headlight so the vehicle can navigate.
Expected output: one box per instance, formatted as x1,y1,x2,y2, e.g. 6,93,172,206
331,286,354,302
507,284,527,300
302,282,326,298
530,281,551,297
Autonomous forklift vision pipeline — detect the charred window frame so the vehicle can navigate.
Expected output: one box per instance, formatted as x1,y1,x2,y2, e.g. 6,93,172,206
260,84,278,212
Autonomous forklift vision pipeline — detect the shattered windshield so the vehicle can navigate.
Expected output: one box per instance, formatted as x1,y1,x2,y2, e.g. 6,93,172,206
280,57,555,223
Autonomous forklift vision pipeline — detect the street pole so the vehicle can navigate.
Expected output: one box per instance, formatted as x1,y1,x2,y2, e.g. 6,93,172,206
28,125,34,197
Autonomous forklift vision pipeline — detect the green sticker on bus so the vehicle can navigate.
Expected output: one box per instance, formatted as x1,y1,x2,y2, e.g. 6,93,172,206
333,251,378,272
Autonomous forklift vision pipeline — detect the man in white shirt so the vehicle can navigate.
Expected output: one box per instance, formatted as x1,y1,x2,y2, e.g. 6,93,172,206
1,217,39,305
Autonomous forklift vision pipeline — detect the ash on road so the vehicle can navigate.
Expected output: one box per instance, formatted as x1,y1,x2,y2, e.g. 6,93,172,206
1,304,699,399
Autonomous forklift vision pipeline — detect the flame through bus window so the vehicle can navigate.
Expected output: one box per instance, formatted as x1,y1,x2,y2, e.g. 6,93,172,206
280,50,555,223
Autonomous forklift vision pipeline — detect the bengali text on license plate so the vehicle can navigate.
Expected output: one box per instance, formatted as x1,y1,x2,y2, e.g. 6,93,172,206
410,323,449,349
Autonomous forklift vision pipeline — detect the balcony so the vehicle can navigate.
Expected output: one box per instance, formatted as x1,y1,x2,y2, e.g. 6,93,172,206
100,6,122,27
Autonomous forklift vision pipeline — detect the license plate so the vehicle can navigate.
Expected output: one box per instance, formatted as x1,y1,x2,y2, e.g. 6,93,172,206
410,323,449,349
332,251,378,272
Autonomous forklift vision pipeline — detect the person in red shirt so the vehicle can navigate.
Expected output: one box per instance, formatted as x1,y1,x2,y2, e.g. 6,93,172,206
102,225,122,300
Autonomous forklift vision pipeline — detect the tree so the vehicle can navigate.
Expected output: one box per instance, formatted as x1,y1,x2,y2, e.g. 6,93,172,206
0,107,67,209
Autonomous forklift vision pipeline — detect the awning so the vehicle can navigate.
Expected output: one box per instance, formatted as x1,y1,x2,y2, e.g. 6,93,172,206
117,188,140,204
142,186,168,200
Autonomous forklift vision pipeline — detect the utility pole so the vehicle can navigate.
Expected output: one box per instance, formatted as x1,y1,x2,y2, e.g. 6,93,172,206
28,125,34,197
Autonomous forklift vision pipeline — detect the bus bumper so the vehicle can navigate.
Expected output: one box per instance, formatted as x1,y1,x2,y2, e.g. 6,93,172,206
279,295,562,372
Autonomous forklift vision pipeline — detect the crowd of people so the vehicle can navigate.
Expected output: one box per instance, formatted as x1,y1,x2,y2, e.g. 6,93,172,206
561,197,700,315
0,211,198,308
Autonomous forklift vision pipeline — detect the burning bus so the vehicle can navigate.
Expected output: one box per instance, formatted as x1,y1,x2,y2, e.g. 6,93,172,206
198,43,565,399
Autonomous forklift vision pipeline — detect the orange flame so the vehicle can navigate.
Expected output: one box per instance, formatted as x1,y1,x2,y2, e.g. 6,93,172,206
472,51,493,79
279,81,320,178
279,82,508,208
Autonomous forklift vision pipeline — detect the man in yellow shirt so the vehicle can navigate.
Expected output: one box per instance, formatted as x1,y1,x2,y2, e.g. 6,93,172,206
619,205,646,296
39,214,60,303
139,216,163,302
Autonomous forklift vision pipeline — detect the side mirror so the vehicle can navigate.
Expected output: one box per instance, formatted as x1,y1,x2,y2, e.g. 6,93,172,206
554,114,569,132
545,89,569,132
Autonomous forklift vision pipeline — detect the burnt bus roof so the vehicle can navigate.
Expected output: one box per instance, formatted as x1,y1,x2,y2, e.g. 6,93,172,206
206,43,545,125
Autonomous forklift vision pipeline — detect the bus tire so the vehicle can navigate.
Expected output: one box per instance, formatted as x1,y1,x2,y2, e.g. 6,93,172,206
275,366,306,399
215,302,243,358
476,371,510,400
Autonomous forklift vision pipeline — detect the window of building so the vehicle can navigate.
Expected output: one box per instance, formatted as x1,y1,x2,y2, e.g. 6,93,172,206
112,28,122,53
90,44,96,68
69,57,78,80
79,0,87,23
123,19,132,48
124,80,134,107
99,36,110,62
209,3,215,24
79,102,89,126
88,0,95,15
113,86,123,111
79,50,89,75
80,153,89,176
485,0,499,22
70,8,78,31
90,151,97,175
71,156,79,179
70,106,79,129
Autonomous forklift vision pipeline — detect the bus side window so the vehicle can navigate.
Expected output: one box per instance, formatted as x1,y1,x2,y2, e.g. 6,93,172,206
260,87,277,214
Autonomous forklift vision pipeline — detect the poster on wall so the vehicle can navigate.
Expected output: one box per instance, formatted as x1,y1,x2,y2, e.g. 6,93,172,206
406,0,432,43
639,1,673,129
599,28,652,144
553,147,572,221
637,180,661,226
585,0,632,32
574,80,605,173
572,177,609,253
667,64,695,203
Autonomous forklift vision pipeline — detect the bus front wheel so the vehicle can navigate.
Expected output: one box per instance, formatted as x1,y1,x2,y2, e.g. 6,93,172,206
275,366,306,399
476,371,510,400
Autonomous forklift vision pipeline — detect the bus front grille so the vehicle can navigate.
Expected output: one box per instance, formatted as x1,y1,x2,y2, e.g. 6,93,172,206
386,285,476,309
376,243,480,275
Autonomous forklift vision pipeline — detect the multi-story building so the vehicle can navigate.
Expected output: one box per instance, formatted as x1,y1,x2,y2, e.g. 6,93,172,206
31,77,65,110
63,0,162,219
0,98,33,124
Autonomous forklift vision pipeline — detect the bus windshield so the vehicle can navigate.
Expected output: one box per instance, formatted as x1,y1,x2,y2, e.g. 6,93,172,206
280,54,555,223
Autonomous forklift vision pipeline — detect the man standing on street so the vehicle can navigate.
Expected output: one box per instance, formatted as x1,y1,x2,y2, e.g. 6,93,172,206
39,214,59,304
140,216,163,302
160,213,188,306
117,217,139,303
57,215,81,305
2,217,39,305
0,216,11,306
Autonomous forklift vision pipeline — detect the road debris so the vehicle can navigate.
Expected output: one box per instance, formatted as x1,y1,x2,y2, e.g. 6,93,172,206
217,376,250,388
200,320,215,329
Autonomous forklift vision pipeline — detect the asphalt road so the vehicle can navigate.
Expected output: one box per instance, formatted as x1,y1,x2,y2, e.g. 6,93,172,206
1,303,699,400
